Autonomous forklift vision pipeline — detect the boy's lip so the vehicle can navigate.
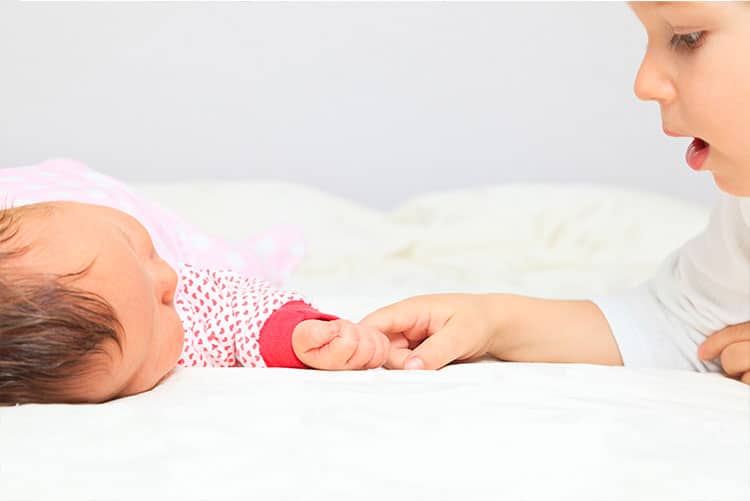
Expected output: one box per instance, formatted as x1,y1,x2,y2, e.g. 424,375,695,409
664,128,686,137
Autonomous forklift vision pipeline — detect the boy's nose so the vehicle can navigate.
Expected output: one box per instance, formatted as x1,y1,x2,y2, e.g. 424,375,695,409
633,49,676,104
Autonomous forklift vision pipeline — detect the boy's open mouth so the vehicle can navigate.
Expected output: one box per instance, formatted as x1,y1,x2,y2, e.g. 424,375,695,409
686,137,710,171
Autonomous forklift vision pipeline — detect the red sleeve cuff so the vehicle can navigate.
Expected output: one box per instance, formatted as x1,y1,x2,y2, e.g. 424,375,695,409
258,300,339,368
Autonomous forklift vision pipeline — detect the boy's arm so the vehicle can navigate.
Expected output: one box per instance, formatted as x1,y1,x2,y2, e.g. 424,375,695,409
361,293,622,370
486,295,624,366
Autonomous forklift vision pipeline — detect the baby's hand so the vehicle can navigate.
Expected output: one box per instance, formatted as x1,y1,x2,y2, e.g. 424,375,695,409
292,319,390,370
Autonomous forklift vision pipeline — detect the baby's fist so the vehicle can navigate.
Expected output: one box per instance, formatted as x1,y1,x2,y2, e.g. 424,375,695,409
292,319,390,370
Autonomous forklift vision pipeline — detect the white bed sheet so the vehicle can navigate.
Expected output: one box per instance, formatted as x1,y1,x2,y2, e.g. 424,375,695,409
1,181,748,501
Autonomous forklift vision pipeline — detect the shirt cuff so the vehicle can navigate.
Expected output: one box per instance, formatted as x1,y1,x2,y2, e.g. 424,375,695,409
258,300,339,368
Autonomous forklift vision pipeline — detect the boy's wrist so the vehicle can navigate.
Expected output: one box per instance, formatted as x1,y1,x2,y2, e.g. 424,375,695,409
482,293,522,360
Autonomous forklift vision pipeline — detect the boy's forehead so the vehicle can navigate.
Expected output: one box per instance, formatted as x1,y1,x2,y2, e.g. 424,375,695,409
643,1,694,7
630,1,698,11
637,1,724,13
629,1,668,12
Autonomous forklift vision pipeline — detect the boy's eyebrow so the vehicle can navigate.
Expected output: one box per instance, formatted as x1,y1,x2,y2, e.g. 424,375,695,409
627,2,678,16
654,1,700,9
651,1,679,8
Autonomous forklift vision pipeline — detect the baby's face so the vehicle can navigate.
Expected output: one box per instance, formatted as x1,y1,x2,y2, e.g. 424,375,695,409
15,202,185,402
629,2,750,196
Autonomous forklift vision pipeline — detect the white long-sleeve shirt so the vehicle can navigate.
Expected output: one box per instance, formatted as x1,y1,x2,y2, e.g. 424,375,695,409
592,193,750,372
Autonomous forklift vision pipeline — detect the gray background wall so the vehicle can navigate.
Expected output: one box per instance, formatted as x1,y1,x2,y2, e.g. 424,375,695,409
0,2,717,209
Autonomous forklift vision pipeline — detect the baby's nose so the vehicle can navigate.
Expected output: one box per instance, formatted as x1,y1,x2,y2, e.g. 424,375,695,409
156,259,178,305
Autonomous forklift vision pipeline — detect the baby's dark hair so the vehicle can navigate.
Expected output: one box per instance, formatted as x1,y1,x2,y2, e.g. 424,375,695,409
0,205,122,404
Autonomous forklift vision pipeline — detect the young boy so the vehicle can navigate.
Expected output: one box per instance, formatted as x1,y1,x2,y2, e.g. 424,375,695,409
361,2,750,384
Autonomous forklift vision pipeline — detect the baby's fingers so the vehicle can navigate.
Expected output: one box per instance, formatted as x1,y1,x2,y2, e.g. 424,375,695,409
343,327,375,369
322,322,359,369
293,320,340,354
364,332,390,369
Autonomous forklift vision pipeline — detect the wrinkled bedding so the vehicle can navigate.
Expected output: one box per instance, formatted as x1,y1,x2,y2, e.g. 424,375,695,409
2,181,748,501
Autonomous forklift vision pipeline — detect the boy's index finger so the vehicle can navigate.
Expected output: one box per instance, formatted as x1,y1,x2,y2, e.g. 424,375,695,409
359,300,421,334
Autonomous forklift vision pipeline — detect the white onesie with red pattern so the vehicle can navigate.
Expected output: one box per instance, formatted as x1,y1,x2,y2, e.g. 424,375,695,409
174,264,337,369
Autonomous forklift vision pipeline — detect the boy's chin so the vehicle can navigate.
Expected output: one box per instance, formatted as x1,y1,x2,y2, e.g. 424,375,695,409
712,173,750,198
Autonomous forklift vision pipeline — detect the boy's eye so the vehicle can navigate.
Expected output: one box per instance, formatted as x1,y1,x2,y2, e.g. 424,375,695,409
669,31,705,52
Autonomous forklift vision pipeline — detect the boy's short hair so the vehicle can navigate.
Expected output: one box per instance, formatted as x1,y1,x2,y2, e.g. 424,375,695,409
0,205,123,404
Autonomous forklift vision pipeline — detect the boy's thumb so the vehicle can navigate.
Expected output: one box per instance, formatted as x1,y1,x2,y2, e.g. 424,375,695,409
403,357,425,370
404,327,462,370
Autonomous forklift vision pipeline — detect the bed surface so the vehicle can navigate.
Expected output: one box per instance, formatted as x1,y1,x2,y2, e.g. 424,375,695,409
2,181,748,501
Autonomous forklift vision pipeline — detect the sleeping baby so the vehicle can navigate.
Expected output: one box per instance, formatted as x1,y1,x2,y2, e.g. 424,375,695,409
0,161,389,404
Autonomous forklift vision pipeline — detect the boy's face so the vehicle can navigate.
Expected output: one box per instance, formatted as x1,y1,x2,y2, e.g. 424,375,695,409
630,2,750,196
14,202,186,402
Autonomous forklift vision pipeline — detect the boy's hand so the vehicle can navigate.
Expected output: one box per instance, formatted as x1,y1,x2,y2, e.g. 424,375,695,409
292,319,390,370
699,322,750,384
359,294,497,370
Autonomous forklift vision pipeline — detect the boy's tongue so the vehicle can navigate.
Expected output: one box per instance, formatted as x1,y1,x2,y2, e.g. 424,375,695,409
686,138,709,171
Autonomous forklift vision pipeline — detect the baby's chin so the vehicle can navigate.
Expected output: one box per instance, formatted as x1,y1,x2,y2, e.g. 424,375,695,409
160,339,185,385
160,319,186,373
172,324,187,365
